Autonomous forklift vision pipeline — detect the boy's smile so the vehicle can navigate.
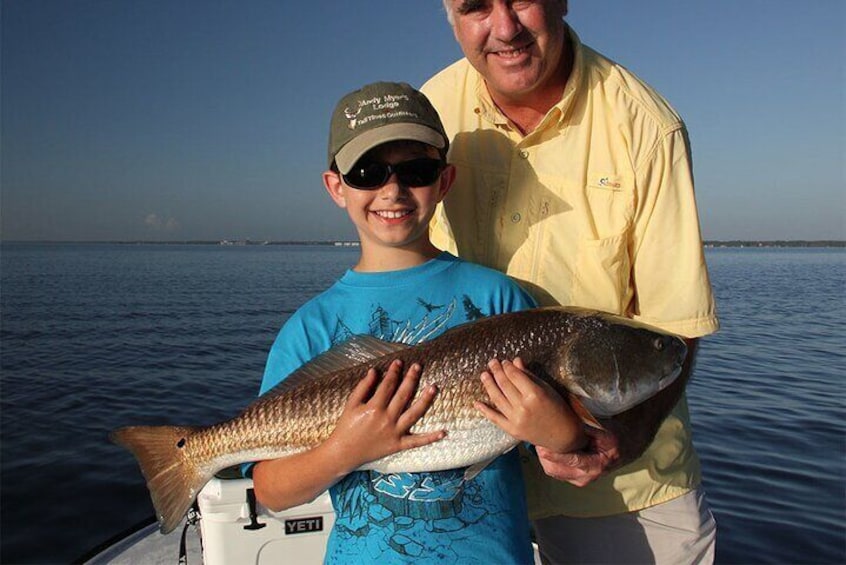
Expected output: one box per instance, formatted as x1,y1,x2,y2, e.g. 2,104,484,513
373,208,414,221
367,190,418,230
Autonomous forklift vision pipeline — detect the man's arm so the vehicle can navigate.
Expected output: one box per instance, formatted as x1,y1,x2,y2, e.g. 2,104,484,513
535,339,698,486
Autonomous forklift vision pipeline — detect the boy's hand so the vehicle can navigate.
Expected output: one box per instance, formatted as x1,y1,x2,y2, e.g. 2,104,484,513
475,358,586,453
326,359,445,471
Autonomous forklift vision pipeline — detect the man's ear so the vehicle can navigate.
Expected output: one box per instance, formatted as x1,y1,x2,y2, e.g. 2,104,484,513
437,164,456,202
323,171,347,208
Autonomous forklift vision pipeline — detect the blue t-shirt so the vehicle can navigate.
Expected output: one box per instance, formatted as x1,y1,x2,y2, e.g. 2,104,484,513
260,252,537,564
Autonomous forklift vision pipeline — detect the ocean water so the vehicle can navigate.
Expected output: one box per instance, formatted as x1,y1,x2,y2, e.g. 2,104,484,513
1,243,843,564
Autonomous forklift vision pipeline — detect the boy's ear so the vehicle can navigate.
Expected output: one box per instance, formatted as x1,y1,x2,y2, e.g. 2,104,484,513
437,164,456,202
323,171,347,208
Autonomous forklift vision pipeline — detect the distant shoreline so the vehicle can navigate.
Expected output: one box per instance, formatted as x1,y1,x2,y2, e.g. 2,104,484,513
703,240,845,248
0,240,359,246
1,240,844,248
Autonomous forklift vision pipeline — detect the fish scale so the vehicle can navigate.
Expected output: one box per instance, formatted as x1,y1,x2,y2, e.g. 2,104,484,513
111,306,686,534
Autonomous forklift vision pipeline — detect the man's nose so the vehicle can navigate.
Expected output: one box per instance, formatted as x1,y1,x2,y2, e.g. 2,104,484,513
490,0,523,41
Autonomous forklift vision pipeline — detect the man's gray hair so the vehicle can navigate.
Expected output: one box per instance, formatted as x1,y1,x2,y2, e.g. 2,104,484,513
442,0,454,25
442,1,569,26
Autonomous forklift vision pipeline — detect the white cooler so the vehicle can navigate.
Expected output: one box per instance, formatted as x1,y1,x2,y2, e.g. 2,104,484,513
197,476,335,565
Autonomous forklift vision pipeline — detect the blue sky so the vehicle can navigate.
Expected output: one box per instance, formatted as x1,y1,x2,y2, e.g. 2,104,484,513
2,0,844,242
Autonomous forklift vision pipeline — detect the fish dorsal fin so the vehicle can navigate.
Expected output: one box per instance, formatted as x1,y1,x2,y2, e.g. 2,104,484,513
334,335,410,364
271,336,410,394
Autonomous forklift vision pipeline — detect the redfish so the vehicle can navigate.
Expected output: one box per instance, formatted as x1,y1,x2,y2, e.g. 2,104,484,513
111,306,687,533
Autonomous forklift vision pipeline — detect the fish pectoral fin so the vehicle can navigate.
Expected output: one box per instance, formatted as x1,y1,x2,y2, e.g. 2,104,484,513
567,393,606,431
463,457,497,482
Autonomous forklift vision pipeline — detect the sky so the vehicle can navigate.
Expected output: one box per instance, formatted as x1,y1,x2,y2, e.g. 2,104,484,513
2,0,844,242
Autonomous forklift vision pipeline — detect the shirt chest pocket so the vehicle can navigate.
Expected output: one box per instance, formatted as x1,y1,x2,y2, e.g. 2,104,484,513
535,171,634,243
584,173,635,240
574,173,636,314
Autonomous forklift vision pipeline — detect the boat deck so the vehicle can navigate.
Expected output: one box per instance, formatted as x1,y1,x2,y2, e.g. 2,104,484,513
83,519,201,564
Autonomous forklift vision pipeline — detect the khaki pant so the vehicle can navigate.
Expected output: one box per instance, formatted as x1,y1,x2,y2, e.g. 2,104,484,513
533,487,716,565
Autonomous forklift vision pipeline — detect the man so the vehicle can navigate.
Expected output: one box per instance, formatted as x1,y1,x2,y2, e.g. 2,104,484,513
422,1,719,563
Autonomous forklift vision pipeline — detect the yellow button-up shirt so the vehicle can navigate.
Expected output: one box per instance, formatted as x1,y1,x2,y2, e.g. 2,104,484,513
422,27,719,518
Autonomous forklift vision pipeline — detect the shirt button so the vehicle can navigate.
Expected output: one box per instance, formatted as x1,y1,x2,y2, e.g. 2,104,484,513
519,150,529,159
511,212,522,223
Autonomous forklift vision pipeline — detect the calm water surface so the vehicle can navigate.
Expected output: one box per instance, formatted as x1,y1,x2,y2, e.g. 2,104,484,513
1,244,844,564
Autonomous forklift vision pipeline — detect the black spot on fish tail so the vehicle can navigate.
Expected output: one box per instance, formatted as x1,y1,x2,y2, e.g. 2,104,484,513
109,425,209,534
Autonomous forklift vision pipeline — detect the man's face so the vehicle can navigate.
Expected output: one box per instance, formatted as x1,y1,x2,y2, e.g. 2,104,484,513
449,0,568,103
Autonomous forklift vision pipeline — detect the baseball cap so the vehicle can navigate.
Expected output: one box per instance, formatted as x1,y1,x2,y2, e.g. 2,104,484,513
328,82,449,174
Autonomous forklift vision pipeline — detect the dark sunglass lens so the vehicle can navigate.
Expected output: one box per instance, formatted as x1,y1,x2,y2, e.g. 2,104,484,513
343,158,442,189
395,159,443,187
344,162,389,189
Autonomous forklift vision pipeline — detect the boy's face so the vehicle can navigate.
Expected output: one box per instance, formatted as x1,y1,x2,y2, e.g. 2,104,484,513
323,141,453,253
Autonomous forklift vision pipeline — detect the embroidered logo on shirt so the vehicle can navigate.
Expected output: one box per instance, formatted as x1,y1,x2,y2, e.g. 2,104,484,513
598,177,622,189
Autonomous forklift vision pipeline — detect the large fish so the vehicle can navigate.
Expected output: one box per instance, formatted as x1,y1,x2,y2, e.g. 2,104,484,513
111,306,686,533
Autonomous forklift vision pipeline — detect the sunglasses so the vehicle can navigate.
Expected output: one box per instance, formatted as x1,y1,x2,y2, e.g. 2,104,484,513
342,158,444,190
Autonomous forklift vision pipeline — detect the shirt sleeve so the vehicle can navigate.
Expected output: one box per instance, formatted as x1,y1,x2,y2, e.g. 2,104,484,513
630,126,719,338
487,271,538,316
506,281,538,313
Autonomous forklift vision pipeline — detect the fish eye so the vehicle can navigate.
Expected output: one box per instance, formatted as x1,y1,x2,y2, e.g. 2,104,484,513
653,337,665,351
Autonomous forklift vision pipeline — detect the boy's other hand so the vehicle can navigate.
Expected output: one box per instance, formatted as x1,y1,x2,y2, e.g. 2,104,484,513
475,358,587,453
326,359,445,471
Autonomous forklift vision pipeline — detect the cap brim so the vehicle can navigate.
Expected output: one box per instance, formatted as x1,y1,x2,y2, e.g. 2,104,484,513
335,123,446,174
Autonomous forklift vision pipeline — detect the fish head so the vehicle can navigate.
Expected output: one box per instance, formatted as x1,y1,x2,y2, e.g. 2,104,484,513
556,313,687,418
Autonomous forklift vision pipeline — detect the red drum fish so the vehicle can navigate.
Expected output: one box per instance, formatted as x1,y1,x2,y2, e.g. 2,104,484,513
111,306,687,533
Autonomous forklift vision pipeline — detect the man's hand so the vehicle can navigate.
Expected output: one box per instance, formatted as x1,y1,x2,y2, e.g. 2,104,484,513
535,427,621,487
475,358,586,453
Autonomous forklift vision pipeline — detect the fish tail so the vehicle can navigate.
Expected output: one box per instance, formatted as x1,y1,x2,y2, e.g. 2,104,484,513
110,425,207,534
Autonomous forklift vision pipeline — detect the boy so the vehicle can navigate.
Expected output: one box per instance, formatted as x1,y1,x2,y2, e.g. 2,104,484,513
251,82,583,563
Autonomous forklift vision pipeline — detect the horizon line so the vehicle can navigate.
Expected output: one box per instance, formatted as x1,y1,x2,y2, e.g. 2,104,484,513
1,239,844,246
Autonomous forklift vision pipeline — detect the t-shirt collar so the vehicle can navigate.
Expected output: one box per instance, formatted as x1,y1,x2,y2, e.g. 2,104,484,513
340,251,457,288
